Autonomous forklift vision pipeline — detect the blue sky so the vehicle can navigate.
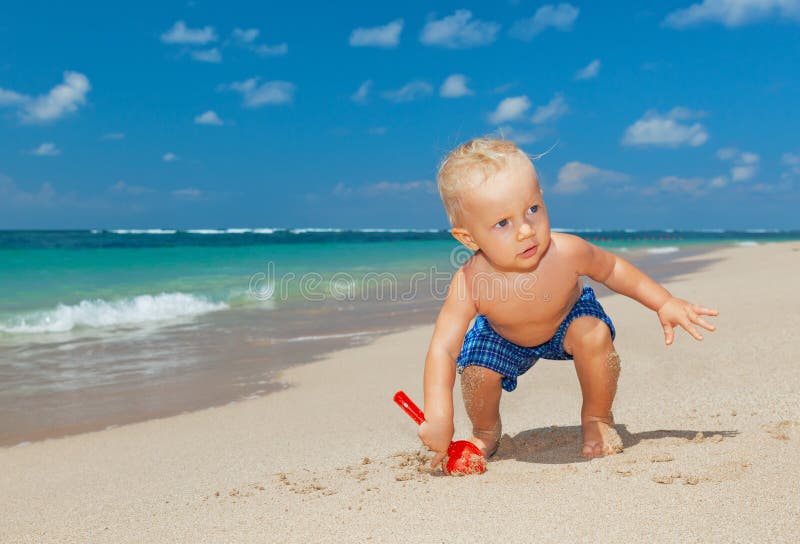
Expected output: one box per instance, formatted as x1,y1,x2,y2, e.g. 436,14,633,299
1,0,798,230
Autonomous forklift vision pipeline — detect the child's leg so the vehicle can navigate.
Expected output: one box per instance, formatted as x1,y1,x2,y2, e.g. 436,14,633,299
460,365,503,458
563,316,623,458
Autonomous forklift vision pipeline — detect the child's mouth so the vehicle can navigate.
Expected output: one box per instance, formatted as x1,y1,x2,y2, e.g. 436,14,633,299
519,244,538,258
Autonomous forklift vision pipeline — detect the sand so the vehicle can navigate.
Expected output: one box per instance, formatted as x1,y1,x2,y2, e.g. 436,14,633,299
2,242,799,543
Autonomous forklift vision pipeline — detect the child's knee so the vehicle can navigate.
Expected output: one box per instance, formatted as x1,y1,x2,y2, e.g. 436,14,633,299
460,365,503,412
565,316,613,356
460,365,503,394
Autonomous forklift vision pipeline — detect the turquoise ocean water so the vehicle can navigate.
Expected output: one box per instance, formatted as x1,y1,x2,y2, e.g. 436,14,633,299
1,228,798,444
2,228,797,332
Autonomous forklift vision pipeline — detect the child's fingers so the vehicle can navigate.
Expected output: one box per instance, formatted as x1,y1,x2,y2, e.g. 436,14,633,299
663,323,674,345
692,304,719,316
430,451,446,469
682,320,704,341
688,310,716,332
693,316,716,331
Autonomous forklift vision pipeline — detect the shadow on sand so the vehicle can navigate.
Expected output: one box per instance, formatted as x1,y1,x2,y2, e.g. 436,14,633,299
492,425,739,465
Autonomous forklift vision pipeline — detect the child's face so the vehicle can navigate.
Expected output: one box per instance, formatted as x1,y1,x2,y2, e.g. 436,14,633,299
453,153,551,272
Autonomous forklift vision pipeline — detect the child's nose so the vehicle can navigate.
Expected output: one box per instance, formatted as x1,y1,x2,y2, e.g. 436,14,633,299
518,222,535,239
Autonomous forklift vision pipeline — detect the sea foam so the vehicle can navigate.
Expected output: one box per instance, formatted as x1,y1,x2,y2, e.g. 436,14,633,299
0,293,227,334
646,246,680,254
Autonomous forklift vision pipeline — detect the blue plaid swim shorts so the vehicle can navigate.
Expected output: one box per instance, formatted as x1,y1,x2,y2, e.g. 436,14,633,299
456,285,615,392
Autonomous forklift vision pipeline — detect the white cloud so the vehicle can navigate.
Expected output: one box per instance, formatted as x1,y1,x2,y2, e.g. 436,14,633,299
191,48,222,63
731,165,757,181
710,175,729,187
0,174,58,207
496,125,541,144
420,10,500,48
194,110,223,125
489,95,531,124
102,132,125,140
362,180,436,196
554,161,630,194
664,0,800,29
740,151,759,164
440,74,473,98
509,3,580,40
163,152,178,162
492,82,515,94
783,152,800,166
781,151,800,181
30,142,61,156
110,181,154,195
334,180,435,198
349,19,404,48
351,80,372,103
226,78,295,107
232,28,259,43
172,188,203,199
382,80,433,103
161,21,217,44
0,88,28,105
716,147,760,181
531,94,568,124
1,71,91,124
622,107,709,147
230,28,288,56
254,43,288,56
658,175,707,196
574,59,601,80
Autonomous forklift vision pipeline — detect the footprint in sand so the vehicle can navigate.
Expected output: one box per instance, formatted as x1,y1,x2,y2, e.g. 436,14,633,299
762,420,798,441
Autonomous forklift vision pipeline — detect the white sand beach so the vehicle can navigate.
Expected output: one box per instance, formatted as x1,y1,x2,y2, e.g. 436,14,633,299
2,242,799,543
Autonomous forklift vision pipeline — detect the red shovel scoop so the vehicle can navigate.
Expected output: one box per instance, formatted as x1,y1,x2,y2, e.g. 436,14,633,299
393,390,486,475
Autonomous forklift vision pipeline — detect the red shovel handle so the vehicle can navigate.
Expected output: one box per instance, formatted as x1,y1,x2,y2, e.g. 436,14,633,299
393,390,425,425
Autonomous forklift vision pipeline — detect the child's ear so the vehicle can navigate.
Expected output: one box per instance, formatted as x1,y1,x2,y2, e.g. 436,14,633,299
451,227,479,251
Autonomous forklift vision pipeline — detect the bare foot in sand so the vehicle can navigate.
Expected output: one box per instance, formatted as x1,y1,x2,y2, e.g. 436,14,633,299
581,414,623,458
470,426,501,459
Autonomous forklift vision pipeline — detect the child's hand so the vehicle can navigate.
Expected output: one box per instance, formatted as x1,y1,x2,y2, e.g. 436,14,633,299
418,418,454,469
657,297,719,345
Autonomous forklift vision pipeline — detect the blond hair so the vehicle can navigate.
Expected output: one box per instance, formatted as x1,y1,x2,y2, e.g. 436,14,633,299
437,137,527,226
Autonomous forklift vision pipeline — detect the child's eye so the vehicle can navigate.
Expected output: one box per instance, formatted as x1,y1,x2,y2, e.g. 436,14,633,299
526,205,539,215
494,219,508,228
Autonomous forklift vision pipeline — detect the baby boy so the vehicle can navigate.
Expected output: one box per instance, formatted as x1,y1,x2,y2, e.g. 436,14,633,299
419,138,718,466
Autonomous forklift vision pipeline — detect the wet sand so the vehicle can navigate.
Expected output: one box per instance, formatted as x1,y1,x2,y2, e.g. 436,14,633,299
2,242,799,542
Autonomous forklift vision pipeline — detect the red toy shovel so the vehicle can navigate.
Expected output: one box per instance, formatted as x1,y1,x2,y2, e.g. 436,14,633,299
393,390,486,475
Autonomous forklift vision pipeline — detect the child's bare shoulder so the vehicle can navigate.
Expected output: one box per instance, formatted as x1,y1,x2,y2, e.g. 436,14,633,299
549,232,594,265
460,250,497,280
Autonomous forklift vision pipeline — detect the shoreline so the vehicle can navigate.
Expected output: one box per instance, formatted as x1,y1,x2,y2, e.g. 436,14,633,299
0,242,738,447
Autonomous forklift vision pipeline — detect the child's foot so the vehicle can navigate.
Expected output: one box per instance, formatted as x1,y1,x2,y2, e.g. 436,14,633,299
469,435,499,458
581,414,623,458
469,425,501,459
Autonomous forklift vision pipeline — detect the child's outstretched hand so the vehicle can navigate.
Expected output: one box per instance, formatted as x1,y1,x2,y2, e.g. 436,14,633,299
657,297,719,345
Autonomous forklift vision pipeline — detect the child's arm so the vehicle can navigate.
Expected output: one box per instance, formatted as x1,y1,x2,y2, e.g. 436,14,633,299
564,235,718,345
420,267,477,468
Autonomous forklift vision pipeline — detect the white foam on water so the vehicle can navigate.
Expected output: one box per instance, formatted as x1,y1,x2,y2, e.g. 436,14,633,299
110,229,177,234
646,246,680,255
0,293,227,334
186,229,226,234
289,228,344,234
736,241,759,246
